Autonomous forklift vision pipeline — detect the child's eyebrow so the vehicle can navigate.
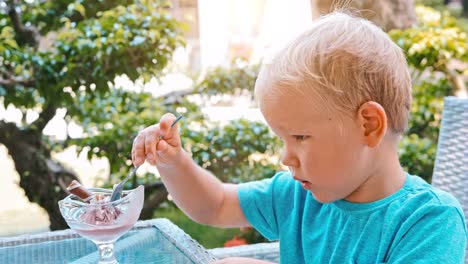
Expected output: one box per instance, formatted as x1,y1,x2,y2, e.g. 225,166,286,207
273,123,312,134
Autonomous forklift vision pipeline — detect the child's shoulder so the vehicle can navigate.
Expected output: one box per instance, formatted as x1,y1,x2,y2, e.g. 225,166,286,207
397,174,465,229
404,174,462,208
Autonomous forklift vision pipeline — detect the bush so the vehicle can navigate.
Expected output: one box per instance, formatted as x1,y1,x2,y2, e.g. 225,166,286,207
390,6,467,182
182,119,281,183
155,205,240,248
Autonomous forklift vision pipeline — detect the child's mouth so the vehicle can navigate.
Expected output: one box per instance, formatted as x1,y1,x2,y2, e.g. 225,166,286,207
301,181,311,190
293,176,312,189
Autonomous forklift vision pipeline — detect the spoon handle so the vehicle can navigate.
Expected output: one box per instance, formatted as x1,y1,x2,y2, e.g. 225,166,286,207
110,165,139,201
171,115,183,128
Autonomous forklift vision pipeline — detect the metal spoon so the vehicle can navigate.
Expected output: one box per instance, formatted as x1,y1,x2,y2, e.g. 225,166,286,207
110,115,184,201
110,166,139,202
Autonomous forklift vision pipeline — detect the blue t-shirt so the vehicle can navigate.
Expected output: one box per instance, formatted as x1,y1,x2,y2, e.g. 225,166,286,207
238,171,467,263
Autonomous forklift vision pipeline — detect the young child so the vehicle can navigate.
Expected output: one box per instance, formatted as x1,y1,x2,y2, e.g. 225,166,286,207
132,12,467,263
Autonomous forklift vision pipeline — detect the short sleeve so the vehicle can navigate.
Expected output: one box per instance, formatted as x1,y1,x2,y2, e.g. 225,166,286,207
387,205,467,263
237,172,291,241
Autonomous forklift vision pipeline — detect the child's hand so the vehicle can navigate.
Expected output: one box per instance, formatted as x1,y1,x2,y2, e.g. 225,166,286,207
132,113,182,168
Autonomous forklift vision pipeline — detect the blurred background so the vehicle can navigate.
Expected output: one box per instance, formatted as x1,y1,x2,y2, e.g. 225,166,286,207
0,0,467,248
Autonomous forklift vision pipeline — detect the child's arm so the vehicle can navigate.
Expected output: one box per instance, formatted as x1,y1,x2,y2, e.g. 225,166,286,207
154,147,249,227
132,113,249,227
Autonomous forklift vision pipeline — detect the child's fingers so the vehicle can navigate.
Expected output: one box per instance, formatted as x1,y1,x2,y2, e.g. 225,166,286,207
132,133,146,166
159,113,178,140
144,125,159,163
156,138,169,153
132,113,180,167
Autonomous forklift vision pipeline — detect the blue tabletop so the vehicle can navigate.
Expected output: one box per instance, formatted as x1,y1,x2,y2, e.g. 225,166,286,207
0,219,216,264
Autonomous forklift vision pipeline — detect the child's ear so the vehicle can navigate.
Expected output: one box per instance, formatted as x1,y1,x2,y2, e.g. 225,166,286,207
357,101,387,147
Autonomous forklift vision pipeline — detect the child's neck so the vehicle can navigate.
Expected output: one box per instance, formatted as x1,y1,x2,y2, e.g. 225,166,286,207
344,152,406,204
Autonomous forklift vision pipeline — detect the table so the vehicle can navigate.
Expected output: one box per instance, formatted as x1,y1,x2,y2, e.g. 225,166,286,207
0,218,217,263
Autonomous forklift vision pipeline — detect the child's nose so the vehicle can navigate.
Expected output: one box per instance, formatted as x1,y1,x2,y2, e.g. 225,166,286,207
280,148,299,168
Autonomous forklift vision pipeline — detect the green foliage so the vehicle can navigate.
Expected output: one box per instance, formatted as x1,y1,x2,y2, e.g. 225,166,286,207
67,88,165,176
416,0,445,9
389,6,468,72
407,78,453,141
55,1,185,87
1,1,184,113
0,25,17,49
0,0,191,230
399,134,437,180
194,60,259,97
416,0,468,20
391,6,466,182
23,0,134,34
155,206,240,248
1,0,186,187
183,119,282,183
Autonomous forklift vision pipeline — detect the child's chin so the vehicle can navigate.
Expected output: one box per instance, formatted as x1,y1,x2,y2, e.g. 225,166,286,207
310,192,339,204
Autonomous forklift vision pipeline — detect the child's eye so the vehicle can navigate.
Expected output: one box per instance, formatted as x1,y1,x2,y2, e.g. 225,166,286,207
293,135,308,141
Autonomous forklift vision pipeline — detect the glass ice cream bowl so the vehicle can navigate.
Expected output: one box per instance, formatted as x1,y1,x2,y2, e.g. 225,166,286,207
59,185,144,264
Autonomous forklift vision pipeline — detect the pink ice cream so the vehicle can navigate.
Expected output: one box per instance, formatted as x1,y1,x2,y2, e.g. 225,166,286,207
66,180,122,225
62,183,144,243
80,195,122,225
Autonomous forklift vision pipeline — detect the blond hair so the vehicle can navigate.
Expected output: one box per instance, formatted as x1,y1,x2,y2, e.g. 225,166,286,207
255,12,412,134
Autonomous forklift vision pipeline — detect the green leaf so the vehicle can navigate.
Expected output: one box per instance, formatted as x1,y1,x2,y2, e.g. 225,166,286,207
130,35,146,46
74,3,86,17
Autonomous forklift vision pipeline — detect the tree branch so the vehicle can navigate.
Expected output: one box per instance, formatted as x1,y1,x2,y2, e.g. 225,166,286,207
31,103,57,132
434,62,468,97
141,182,168,219
7,0,41,48
0,121,12,144
0,72,36,88
444,67,467,97
161,88,198,105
